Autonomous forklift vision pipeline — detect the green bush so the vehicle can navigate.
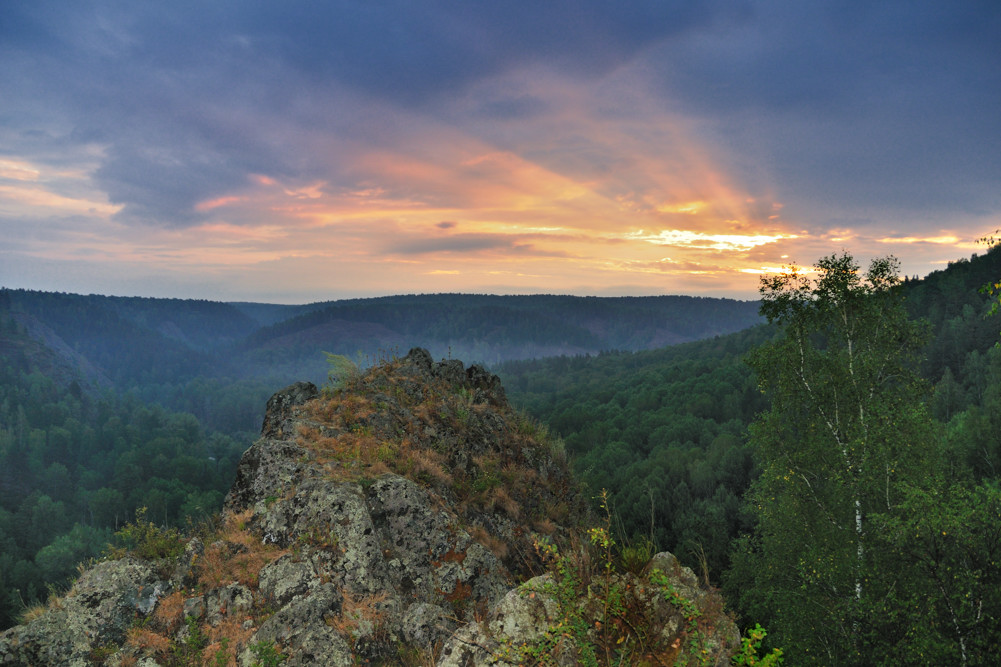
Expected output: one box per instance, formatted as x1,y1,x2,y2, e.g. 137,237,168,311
109,507,185,561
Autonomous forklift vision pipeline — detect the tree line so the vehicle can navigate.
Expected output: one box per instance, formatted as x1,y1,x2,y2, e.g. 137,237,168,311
501,246,1001,664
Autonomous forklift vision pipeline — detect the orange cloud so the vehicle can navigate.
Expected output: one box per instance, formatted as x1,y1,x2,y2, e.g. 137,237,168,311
0,183,121,216
875,234,966,246
195,195,243,212
0,159,40,181
624,229,797,251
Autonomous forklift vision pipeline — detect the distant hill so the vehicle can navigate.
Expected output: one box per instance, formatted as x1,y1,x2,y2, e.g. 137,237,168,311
1,290,763,391
238,293,763,378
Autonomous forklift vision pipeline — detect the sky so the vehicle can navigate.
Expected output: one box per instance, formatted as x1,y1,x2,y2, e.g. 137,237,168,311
1,1,999,303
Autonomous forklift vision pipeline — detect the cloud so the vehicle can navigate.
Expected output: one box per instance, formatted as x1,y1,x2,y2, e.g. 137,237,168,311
647,0,1001,226
1,1,997,300
385,232,571,258
875,234,965,246
624,229,796,251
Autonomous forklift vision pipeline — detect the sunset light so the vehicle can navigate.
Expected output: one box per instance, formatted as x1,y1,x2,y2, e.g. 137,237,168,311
1,3,997,301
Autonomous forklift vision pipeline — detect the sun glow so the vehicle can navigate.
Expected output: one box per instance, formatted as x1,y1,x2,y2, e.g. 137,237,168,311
624,229,797,251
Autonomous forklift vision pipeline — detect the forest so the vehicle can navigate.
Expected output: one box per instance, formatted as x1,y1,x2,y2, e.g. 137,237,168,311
0,288,761,632
499,247,1001,663
0,333,248,628
2,246,1001,663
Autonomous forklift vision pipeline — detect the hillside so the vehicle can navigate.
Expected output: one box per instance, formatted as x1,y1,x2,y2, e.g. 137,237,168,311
0,289,761,437
240,294,763,374
2,290,760,389
499,246,1001,584
0,350,742,666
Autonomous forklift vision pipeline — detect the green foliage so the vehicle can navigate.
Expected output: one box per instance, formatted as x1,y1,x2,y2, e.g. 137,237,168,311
619,535,655,575
735,254,929,660
249,639,287,667
245,293,763,370
212,637,230,667
87,643,119,665
732,252,1001,664
0,337,247,630
732,624,783,666
169,615,208,666
977,231,1001,321
871,480,1001,665
501,327,770,580
506,496,731,666
111,507,185,561
322,352,359,392
519,536,601,667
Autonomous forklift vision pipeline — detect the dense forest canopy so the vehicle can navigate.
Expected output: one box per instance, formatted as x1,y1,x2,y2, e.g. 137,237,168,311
2,246,1001,662
0,311,248,628
0,287,760,632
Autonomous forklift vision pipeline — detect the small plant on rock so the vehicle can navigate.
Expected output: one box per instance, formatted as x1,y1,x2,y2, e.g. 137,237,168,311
732,624,784,666
249,639,287,666
109,507,185,561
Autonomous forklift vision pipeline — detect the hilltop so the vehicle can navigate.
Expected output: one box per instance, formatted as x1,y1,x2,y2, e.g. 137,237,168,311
0,349,741,665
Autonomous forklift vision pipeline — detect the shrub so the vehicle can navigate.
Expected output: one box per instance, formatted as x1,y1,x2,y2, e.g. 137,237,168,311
109,507,185,561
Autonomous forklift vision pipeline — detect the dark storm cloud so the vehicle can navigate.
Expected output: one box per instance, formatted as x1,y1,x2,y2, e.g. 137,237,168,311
3,1,739,227
231,0,749,102
386,233,569,258
651,0,1001,220
2,0,998,239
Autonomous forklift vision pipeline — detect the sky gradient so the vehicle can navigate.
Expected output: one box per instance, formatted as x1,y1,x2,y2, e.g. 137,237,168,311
2,1,999,302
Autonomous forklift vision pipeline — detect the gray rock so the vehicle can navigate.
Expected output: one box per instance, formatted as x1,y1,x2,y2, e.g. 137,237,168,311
205,583,253,626
258,554,320,606
367,474,509,612
258,479,389,595
240,584,351,667
224,438,317,512
437,575,562,666
183,595,205,621
170,537,203,589
0,558,162,666
401,602,450,648
261,381,319,440
438,557,740,666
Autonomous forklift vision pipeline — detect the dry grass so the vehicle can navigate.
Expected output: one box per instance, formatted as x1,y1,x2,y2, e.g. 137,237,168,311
198,509,286,589
151,590,186,634
533,517,557,535
307,392,375,426
203,615,256,665
409,448,453,487
296,424,322,443
18,603,48,624
487,486,521,518
126,626,171,658
470,525,510,560
299,416,412,483
326,590,389,639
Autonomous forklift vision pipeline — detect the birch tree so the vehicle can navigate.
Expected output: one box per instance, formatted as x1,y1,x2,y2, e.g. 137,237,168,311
733,253,935,664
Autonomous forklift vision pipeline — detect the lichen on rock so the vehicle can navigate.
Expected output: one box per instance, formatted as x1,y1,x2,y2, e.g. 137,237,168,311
0,347,739,666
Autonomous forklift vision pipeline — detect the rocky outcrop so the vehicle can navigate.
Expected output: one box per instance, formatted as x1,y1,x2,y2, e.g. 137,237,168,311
439,553,740,666
0,558,162,666
0,348,739,666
